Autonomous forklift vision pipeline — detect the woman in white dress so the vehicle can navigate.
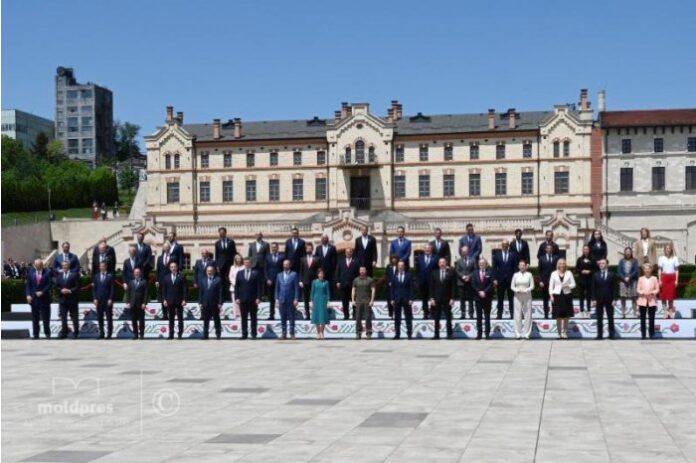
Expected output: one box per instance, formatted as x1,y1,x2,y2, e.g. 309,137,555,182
511,259,535,339
549,258,576,340
657,243,679,319
227,254,244,318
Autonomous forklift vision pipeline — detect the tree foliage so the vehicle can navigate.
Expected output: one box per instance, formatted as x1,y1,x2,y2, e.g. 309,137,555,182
113,121,142,162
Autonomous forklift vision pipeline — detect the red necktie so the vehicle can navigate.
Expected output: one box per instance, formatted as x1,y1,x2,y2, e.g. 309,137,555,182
36,272,41,285
480,270,485,281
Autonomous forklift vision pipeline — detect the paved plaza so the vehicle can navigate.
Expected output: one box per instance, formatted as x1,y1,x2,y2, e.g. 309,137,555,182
2,339,695,462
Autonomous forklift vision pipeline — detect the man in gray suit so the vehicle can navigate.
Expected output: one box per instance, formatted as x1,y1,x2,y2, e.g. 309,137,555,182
275,259,300,340
126,267,148,339
455,245,476,319
248,232,269,272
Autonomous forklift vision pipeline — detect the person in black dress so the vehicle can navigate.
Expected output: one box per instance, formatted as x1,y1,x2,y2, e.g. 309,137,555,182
588,229,608,262
575,245,595,318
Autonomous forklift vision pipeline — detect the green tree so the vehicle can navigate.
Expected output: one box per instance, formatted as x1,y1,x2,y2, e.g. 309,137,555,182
46,139,66,164
118,165,139,191
113,121,142,162
31,132,50,160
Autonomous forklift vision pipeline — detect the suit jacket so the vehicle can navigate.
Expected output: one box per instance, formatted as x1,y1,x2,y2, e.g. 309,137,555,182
455,255,476,287
593,270,616,301
215,238,237,271
53,252,80,275
471,268,494,299
389,238,412,266
492,250,518,285
538,254,559,282
167,241,185,269
510,239,530,265
633,238,657,266
390,271,413,301
123,256,139,284
193,258,216,286
126,278,148,308
92,272,114,302
235,269,263,302
199,276,223,307
162,272,187,306
415,254,438,287
91,246,116,274
135,242,153,273
54,270,80,305
299,254,321,286
264,253,285,283
430,239,452,264
275,271,300,303
589,240,608,261
354,234,378,268
247,240,269,270
458,234,482,261
25,268,52,304
314,244,337,278
284,238,306,272
335,257,360,287
429,268,456,302
537,240,560,260
156,254,171,284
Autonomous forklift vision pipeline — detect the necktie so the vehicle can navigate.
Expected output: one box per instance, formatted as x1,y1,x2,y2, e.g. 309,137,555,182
223,240,226,250
245,270,250,281
293,239,297,250
64,272,68,280
399,273,404,283
547,255,551,262
480,270,485,281
64,254,68,262
135,279,140,288
36,272,41,284
426,256,430,266
101,273,105,282
138,243,142,251
399,239,403,246
517,241,521,251
441,270,445,281
603,271,607,280
273,254,277,263
436,241,440,250
172,274,176,284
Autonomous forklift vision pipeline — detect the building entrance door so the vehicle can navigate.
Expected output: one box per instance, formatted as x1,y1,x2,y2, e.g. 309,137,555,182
350,176,370,210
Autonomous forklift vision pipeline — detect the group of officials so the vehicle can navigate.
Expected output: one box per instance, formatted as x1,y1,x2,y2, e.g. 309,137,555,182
24,224,677,341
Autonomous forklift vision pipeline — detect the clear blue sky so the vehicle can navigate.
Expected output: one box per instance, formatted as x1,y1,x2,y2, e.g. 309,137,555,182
3,0,696,142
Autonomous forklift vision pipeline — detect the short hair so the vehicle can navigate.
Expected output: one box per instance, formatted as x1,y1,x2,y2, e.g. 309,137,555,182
545,230,553,235
556,258,567,270
291,227,299,232
514,229,522,234
243,257,251,262
168,261,178,267
397,226,405,231
218,227,227,233
434,227,442,233
478,257,487,264
170,231,177,237
389,254,399,261
306,242,314,249
518,258,527,265
61,241,70,247
205,264,216,271
466,223,473,228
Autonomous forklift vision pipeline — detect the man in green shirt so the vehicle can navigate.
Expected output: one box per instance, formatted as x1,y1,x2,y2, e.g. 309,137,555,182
352,266,375,339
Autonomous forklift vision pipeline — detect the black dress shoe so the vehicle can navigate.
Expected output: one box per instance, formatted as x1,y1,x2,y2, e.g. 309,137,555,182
132,335,139,340
485,335,490,340
476,335,482,340
73,333,79,339
393,336,400,340
202,335,209,340
97,333,105,339
168,335,174,340
595,336,603,340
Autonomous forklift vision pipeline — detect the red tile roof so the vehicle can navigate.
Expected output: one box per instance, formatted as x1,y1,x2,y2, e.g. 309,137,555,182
600,109,696,127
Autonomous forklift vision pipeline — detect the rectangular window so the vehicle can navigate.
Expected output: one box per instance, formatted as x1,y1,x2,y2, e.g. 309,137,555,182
444,145,453,161
419,145,429,162
654,138,664,153
496,144,506,160
246,180,257,201
81,116,93,127
81,89,93,98
652,166,665,191
166,182,180,203
165,155,171,169
688,137,696,152
174,154,180,169
563,141,570,157
469,173,481,196
418,175,430,197
222,181,234,202
443,174,455,197
620,167,633,192
554,171,570,194
199,181,210,202
200,153,209,168
81,105,92,113
495,172,507,195
67,106,78,114
68,139,79,148
553,142,560,157
316,150,326,165
315,178,327,200
469,144,479,160
686,166,696,190
292,178,303,201
82,138,93,148
270,151,278,166
246,153,255,168
293,151,302,166
223,152,232,168
394,175,406,198
523,143,532,158
269,179,280,201
521,172,534,195
621,139,632,154
66,90,78,99
395,145,404,162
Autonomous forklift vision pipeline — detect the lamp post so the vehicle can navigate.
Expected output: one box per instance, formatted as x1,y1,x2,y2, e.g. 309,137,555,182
47,186,53,221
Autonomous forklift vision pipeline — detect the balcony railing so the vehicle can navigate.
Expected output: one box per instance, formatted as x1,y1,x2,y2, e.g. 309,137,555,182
339,154,378,166
350,197,370,210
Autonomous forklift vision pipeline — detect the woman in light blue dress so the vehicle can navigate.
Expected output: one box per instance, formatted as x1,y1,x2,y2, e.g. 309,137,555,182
310,269,330,339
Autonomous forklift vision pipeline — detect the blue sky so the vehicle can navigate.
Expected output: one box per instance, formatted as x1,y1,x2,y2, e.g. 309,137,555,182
3,0,696,141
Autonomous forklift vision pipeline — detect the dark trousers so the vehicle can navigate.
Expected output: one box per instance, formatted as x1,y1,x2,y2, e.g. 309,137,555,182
595,299,615,339
202,303,221,338
96,300,113,337
340,284,352,319
31,301,51,338
639,306,656,339
578,277,592,312
459,284,474,318
433,301,453,338
355,302,373,337
59,301,79,337
166,304,183,338
393,299,412,338
131,306,145,338
220,266,231,302
496,282,514,319
541,279,551,318
387,296,395,318
475,297,492,338
279,300,295,336
302,284,311,319
267,282,276,319
420,284,430,319
239,301,258,338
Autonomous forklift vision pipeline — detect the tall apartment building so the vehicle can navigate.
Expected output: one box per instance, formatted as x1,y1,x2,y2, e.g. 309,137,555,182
54,66,114,165
1,109,54,149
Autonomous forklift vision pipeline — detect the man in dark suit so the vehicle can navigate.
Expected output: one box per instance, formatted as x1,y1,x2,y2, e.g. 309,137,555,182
167,231,185,270
123,246,139,289
538,243,559,319
235,257,263,339
216,227,237,300
593,258,617,340
55,260,80,339
354,225,378,276
284,227,306,273
385,255,400,318
248,232,269,272
389,226,412,270
91,240,116,275
493,240,517,320
511,229,530,266
458,223,482,262
430,228,451,265
472,258,494,339
193,248,215,292
53,241,80,276
135,232,153,277
125,267,148,339
335,247,360,319
264,242,284,320
455,245,476,319
199,264,223,339
415,244,437,319
314,235,337,298
299,242,321,319
161,261,187,339
536,230,560,261
429,257,456,339
390,260,413,339
155,243,171,315
92,260,114,339
275,259,300,339
25,258,52,339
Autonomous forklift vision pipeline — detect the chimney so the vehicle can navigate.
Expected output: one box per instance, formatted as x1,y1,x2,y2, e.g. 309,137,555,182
345,105,353,117
166,106,173,123
395,103,403,121
233,118,242,139
176,111,184,124
387,107,394,122
597,90,606,112
579,88,589,111
334,110,342,123
341,102,348,119
507,108,516,129
488,109,496,130
212,119,221,140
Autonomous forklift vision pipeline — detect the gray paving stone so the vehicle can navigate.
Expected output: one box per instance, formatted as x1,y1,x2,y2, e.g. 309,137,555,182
22,450,112,462
166,378,211,383
220,387,270,393
548,366,587,370
632,373,676,379
287,398,341,406
118,370,161,375
360,412,428,428
205,433,280,444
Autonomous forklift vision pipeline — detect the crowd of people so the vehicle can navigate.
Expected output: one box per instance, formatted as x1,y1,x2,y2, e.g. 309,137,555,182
22,225,682,341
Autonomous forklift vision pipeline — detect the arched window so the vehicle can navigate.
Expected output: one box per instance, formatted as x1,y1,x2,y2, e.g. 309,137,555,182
368,146,375,163
344,147,352,164
355,140,365,164
553,141,560,158
563,140,570,157
174,153,180,169
165,153,171,169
